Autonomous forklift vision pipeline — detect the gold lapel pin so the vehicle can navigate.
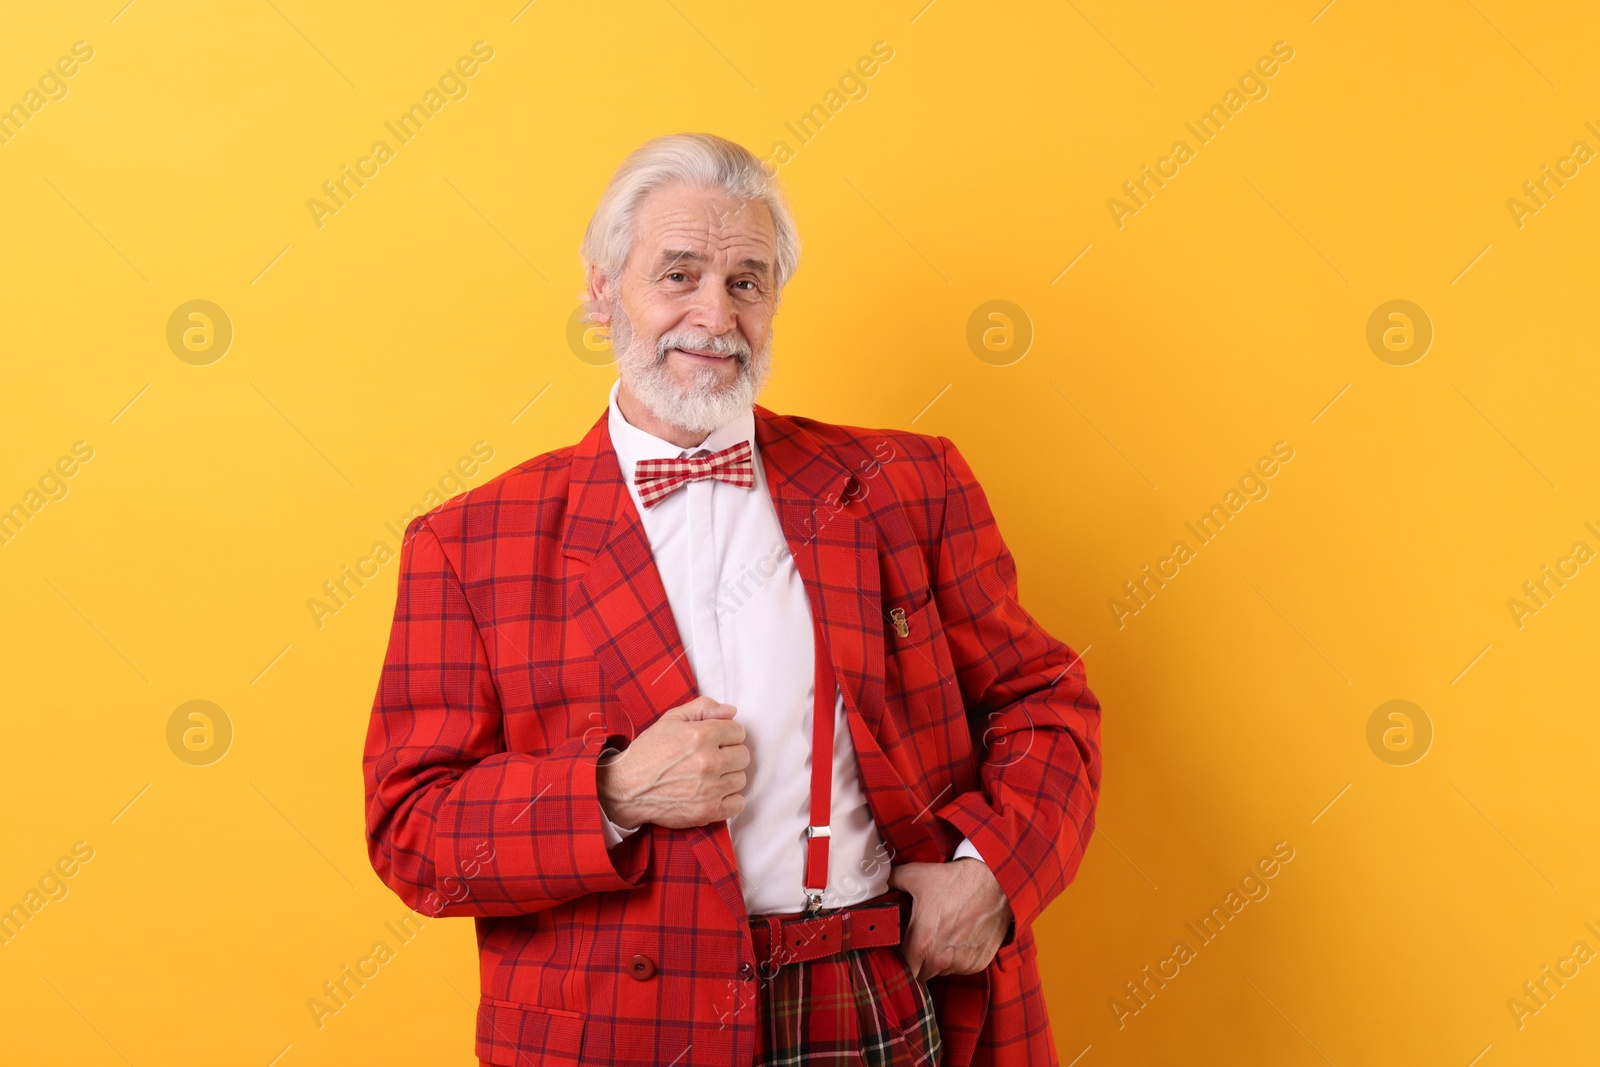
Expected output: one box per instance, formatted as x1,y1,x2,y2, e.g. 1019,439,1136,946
889,607,909,637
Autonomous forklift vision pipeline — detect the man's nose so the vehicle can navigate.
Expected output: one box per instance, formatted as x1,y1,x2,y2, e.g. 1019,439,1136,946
687,282,738,337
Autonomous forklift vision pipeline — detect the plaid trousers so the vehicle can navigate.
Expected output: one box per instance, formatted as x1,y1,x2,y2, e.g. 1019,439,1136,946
750,908,942,1066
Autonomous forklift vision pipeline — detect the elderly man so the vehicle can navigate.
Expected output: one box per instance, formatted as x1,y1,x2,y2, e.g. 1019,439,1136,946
364,132,1101,1067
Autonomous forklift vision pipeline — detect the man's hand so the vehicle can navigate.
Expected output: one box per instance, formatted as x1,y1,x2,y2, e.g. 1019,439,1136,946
596,696,749,830
889,858,1013,981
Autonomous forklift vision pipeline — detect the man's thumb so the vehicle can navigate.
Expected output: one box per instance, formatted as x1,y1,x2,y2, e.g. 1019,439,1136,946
676,697,736,721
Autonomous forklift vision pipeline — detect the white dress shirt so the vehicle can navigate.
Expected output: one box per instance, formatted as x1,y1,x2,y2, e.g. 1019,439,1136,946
598,379,982,914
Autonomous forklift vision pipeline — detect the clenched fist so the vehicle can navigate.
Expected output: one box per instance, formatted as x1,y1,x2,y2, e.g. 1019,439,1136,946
596,696,750,830
890,859,1013,981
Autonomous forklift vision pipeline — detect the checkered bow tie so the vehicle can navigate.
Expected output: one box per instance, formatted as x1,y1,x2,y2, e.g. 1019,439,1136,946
633,439,756,509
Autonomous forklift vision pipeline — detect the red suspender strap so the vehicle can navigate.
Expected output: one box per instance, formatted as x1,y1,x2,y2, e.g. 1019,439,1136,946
803,612,835,911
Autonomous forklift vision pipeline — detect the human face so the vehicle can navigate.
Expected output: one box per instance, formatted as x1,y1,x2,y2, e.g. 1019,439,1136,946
590,182,779,443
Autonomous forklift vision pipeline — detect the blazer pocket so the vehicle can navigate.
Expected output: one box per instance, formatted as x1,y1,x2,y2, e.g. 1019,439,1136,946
476,997,584,1066
883,587,954,705
884,585,942,650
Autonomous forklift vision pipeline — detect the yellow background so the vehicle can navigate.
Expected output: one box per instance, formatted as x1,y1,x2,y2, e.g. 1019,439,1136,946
3,1,1597,1063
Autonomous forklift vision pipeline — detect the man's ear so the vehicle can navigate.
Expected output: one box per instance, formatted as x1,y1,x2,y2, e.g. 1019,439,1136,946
585,264,612,324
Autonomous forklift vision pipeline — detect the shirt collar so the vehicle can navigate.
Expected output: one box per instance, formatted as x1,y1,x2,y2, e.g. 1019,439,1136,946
607,378,757,489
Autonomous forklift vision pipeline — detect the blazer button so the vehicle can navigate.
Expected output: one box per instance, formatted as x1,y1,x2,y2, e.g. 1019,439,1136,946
737,962,755,981
628,953,656,981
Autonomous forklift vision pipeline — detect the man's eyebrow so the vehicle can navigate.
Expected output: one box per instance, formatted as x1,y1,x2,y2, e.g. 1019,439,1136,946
655,248,706,269
653,249,772,275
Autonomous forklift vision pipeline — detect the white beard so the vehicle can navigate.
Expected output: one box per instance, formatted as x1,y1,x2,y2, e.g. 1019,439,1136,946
608,295,772,436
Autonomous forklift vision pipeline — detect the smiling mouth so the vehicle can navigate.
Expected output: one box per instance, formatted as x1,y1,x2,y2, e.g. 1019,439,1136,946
671,347,737,363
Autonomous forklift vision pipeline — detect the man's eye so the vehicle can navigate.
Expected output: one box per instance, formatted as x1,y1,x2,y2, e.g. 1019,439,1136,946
666,271,689,283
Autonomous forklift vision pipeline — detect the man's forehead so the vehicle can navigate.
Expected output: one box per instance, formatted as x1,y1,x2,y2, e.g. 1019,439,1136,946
635,186,775,254
646,184,763,224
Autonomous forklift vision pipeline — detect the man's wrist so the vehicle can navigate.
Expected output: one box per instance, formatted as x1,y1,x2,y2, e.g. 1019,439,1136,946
598,804,642,847
597,746,642,837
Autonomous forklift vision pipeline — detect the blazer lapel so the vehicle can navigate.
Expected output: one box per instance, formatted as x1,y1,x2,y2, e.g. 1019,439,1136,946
560,412,749,927
755,407,945,865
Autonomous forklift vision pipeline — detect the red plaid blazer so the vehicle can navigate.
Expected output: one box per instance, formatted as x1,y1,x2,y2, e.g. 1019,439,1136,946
363,404,1102,1066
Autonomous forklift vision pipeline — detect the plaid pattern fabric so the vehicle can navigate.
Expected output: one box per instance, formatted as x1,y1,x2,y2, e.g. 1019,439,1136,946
633,438,755,508
754,944,941,1067
363,403,1102,1067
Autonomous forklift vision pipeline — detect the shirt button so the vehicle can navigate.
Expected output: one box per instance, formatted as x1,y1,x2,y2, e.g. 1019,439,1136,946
737,962,755,981
628,954,656,981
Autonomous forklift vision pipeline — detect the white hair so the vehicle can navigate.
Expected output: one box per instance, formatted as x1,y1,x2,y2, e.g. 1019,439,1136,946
579,132,801,299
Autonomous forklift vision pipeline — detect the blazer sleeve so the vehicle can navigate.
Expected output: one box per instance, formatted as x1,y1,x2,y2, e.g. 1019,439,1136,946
929,437,1102,936
362,515,648,918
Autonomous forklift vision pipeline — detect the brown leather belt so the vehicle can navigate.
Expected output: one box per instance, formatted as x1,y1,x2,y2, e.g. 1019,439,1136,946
748,890,908,974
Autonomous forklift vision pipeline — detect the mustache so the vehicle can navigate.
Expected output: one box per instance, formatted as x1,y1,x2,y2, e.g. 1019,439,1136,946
654,331,752,368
